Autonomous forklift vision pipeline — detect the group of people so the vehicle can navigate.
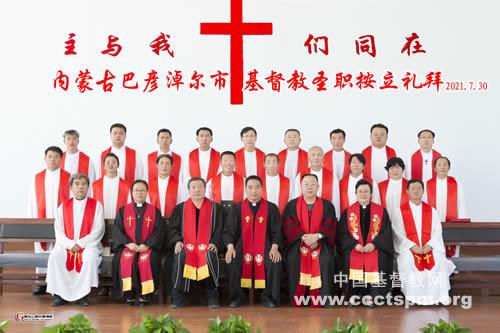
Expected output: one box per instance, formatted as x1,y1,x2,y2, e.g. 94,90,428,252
28,123,467,308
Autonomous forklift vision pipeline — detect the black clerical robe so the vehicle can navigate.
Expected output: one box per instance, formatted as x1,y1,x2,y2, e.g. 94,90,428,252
282,197,337,302
222,199,283,304
336,202,393,297
167,199,223,292
112,202,165,300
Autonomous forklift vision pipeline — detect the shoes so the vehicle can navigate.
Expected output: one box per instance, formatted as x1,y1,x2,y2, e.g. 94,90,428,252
208,292,220,309
260,296,277,308
229,297,243,308
52,295,67,307
76,296,89,306
32,285,47,296
138,297,149,306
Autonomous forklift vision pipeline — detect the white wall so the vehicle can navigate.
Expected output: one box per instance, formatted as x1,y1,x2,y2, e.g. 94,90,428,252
0,0,498,220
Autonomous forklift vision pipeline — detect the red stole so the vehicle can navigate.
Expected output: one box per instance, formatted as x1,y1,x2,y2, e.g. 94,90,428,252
297,196,323,290
100,147,136,187
183,198,213,281
278,148,309,176
400,202,435,271
339,176,374,214
347,202,383,283
411,149,441,181
426,176,459,257
210,173,244,204
35,169,70,250
241,199,268,289
61,151,90,175
378,178,409,208
120,203,156,295
147,151,181,183
92,177,130,214
148,176,179,218
262,175,290,215
235,148,266,178
323,149,351,180
303,168,334,201
362,146,396,179
62,198,97,273
188,148,220,181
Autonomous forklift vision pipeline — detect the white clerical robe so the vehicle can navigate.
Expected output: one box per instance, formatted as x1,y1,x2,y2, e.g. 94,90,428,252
206,174,247,201
331,150,346,181
371,146,390,184
383,178,405,222
405,150,435,183
244,150,257,177
346,174,381,206
293,168,340,219
100,146,143,180
283,149,299,185
89,176,131,219
46,198,105,301
183,148,220,184
423,177,467,257
28,168,67,273
63,151,97,183
392,201,456,305
149,176,189,213
265,174,292,206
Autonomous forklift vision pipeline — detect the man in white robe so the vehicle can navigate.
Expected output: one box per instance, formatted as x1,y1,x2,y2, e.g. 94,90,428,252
91,152,131,220
46,173,105,306
324,128,351,181
361,123,397,183
262,153,292,215
61,129,96,183
99,123,143,186
277,129,308,194
392,179,455,305
293,146,340,219
28,146,71,293
144,128,183,183
234,127,266,178
405,129,442,183
378,157,408,222
182,127,221,184
424,156,467,257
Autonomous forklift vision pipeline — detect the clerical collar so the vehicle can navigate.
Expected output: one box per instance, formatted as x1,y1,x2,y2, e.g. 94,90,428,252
135,202,144,207
249,200,260,206
360,203,370,209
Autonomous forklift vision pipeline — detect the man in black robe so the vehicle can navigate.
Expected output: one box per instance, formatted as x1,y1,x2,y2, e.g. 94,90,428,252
168,177,223,308
112,180,165,306
282,173,337,307
223,175,282,308
337,179,393,306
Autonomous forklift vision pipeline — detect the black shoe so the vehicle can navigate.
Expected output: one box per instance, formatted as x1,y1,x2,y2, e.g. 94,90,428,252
126,298,137,306
229,297,243,308
52,295,67,307
138,297,149,306
170,300,185,309
260,296,277,308
97,287,109,296
76,296,89,306
32,285,47,296
208,292,220,309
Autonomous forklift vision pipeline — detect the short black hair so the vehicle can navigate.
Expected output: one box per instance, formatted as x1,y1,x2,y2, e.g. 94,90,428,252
417,129,435,139
157,128,172,137
45,146,63,157
110,123,127,133
63,129,80,139
284,128,301,136
349,153,366,165
370,123,389,134
70,173,90,187
301,173,319,182
156,154,173,165
196,127,213,136
187,177,206,189
330,128,346,139
245,175,262,186
103,152,120,166
434,156,451,168
385,157,405,171
220,151,236,159
240,126,257,137
407,179,424,190
355,179,373,193
264,153,280,163
131,179,148,191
